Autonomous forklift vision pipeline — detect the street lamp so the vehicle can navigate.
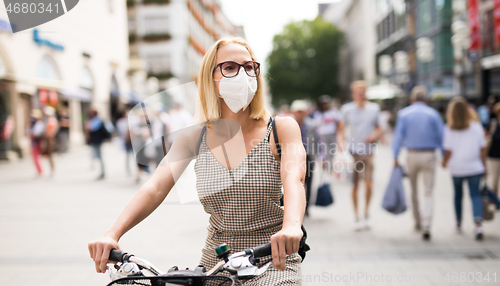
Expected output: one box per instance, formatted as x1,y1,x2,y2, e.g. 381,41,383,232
416,37,435,63
394,51,410,85
415,37,434,92
379,54,393,78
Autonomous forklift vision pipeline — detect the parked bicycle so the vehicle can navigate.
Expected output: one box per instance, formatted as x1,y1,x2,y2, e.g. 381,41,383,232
106,242,275,286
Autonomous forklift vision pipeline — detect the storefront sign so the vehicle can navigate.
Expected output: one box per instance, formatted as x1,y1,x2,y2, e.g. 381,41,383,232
38,88,58,106
33,28,64,51
468,0,480,57
494,0,500,44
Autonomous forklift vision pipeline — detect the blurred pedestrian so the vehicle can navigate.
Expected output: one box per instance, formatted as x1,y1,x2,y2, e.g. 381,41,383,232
442,97,487,240
43,106,59,176
85,108,107,180
486,102,500,195
151,104,171,166
337,80,381,231
57,108,70,153
168,101,193,145
130,114,155,184
312,95,342,169
378,105,393,145
477,95,496,129
291,99,320,216
278,103,291,117
392,86,444,240
29,109,45,176
116,108,133,175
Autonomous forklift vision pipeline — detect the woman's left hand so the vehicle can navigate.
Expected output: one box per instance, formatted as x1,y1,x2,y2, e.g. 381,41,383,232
270,225,303,271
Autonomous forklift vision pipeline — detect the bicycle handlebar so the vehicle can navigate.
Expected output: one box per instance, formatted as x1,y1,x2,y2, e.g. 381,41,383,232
109,249,133,263
251,243,272,258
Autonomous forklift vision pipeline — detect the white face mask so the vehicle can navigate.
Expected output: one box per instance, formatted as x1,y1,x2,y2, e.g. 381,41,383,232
215,67,257,113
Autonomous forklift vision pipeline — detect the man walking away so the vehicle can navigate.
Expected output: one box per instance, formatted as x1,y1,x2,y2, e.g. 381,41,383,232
85,109,107,180
337,80,381,231
392,86,444,240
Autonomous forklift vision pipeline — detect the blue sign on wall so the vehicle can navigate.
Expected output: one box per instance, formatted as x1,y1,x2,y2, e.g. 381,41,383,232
33,29,64,51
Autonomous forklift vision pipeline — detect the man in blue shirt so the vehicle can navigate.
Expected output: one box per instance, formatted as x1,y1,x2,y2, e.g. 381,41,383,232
393,86,444,240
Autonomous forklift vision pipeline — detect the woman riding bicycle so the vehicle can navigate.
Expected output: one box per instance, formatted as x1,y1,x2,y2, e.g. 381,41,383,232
88,38,307,285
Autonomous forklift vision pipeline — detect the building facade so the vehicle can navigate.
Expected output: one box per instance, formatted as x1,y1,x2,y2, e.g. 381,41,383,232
479,0,500,101
127,0,245,90
0,0,130,159
321,0,377,96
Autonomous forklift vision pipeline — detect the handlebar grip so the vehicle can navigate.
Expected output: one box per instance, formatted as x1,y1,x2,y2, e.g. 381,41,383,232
252,243,272,258
109,249,126,263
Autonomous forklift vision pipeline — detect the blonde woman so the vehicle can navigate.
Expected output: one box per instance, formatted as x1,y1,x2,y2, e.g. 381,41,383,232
88,38,306,284
442,97,487,240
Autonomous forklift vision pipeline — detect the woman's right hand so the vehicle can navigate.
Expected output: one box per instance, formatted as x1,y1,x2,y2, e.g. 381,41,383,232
88,234,121,273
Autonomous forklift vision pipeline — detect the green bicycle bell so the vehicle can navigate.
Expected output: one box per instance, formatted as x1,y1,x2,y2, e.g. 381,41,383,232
215,243,228,256
215,243,230,261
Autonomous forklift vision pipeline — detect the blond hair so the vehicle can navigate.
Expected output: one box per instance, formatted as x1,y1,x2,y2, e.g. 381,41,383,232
350,80,367,90
447,97,471,130
196,37,269,123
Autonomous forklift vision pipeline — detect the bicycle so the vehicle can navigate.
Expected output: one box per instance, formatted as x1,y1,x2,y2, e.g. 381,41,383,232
106,242,275,286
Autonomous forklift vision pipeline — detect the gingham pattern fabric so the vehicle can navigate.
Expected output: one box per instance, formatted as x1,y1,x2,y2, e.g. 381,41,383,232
194,117,302,285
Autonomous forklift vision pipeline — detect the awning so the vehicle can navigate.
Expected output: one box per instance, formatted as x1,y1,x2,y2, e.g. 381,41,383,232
61,87,92,102
366,84,403,100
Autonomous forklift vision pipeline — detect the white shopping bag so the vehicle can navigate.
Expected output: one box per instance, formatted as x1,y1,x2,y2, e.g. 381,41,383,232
332,151,354,183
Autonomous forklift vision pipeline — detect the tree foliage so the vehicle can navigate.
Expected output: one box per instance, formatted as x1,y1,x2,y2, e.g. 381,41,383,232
266,17,344,106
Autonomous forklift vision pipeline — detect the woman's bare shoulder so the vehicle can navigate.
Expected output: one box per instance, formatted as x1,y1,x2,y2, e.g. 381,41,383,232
275,116,300,136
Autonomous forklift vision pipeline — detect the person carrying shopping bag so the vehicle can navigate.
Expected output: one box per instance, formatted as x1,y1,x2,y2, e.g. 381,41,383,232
392,86,444,240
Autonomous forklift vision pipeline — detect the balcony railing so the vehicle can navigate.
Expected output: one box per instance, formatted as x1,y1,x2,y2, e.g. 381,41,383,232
142,0,171,5
142,33,172,42
147,71,174,80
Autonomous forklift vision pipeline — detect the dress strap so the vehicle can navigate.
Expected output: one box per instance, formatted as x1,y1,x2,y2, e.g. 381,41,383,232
264,117,273,142
266,116,281,159
196,125,207,156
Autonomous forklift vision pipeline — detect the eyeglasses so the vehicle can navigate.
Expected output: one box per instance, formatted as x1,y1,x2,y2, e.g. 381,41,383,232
213,61,260,78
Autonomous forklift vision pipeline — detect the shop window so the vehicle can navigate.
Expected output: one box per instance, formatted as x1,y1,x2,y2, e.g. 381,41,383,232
36,56,60,80
79,67,94,90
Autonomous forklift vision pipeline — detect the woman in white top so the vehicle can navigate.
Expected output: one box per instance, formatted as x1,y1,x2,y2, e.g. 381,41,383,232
442,97,487,240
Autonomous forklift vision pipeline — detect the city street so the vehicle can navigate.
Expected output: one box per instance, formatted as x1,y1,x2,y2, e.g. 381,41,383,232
1,142,499,286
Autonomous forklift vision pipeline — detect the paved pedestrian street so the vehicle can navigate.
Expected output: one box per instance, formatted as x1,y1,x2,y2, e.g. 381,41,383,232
1,142,499,286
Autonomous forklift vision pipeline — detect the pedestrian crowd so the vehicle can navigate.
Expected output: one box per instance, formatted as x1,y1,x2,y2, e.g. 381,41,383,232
27,80,500,242
283,80,500,241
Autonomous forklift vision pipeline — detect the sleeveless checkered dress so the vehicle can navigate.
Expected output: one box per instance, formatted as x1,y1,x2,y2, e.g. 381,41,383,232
194,118,302,285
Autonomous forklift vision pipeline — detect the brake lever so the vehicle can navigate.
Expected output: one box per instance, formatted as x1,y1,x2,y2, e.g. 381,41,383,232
252,261,273,276
222,256,273,278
